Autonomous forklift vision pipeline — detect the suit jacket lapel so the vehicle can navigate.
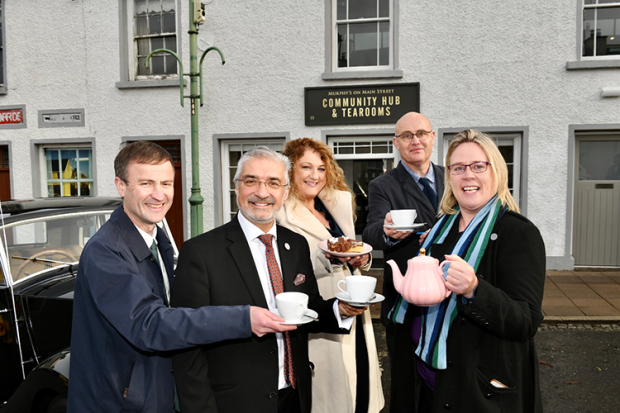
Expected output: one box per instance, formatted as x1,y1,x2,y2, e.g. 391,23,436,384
276,229,297,291
227,217,270,308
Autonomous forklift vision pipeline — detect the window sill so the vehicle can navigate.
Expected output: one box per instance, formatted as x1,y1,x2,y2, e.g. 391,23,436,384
322,69,403,80
115,78,186,89
566,60,620,70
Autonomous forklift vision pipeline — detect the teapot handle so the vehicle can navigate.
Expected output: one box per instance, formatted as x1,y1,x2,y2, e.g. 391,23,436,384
438,261,453,298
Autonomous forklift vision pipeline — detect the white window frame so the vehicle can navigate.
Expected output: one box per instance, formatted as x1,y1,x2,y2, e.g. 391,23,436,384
581,0,620,60
323,0,402,80
33,142,95,198
117,0,182,88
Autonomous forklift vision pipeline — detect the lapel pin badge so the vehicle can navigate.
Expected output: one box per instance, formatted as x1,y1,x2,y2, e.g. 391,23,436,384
285,243,291,250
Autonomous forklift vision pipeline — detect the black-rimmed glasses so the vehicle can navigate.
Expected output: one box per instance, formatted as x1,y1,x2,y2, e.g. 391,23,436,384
235,178,288,189
395,130,433,142
447,161,490,175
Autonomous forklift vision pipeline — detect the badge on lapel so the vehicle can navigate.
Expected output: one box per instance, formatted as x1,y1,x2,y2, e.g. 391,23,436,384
294,273,306,286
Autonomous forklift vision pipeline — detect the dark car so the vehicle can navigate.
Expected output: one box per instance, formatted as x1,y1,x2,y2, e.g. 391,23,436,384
0,198,178,413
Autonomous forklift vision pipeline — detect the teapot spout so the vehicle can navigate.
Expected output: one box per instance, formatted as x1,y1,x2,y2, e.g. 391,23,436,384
386,259,404,294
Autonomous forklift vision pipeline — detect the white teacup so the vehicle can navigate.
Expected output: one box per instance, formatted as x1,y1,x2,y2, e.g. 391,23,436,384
390,209,417,226
276,292,309,322
337,275,377,302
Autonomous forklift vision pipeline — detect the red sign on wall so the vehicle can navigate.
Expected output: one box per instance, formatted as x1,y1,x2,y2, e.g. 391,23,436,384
0,109,24,125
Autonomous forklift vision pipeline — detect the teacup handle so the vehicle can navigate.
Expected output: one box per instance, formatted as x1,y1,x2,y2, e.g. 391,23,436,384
438,261,452,298
337,279,348,295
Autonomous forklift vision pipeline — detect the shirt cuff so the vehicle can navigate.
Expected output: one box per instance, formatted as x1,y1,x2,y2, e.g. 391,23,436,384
333,300,354,330
384,234,401,246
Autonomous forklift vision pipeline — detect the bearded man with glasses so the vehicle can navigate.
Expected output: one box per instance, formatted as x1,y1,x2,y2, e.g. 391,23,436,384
362,112,445,413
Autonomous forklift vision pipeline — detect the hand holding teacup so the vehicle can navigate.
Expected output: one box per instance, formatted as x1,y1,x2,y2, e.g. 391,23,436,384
384,209,417,239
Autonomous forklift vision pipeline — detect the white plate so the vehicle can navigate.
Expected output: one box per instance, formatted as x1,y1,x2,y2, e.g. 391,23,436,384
317,240,373,258
274,309,319,325
383,223,426,231
336,292,385,308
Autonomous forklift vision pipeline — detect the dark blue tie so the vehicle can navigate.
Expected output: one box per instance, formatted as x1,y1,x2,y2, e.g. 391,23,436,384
419,177,438,210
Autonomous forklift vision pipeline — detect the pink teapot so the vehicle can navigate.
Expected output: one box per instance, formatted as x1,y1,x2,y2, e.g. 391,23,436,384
387,248,452,306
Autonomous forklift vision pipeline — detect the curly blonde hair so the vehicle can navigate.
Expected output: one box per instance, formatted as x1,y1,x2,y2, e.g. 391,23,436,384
283,138,357,222
440,129,519,215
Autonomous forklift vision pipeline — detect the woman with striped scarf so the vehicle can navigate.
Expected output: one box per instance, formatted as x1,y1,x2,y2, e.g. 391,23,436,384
390,129,546,412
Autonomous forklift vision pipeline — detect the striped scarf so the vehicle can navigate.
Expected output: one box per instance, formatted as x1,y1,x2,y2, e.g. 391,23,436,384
390,195,503,369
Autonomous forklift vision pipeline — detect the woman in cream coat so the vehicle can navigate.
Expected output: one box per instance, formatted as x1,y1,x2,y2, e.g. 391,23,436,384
277,138,384,413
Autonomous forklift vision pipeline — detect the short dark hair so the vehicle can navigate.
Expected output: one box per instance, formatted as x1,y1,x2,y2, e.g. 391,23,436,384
114,141,173,183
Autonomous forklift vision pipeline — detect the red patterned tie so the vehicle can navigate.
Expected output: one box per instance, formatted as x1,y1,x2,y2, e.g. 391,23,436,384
258,234,296,389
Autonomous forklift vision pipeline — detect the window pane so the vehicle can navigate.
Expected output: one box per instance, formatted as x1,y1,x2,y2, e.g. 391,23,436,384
1,146,8,167
135,15,148,36
151,55,164,74
162,0,175,13
379,0,389,17
149,14,162,34
597,6,620,55
349,22,378,67
148,0,162,13
48,183,61,197
337,0,346,20
151,37,163,51
166,55,177,74
379,21,389,65
349,0,377,19
46,150,60,180
338,25,348,67
583,9,596,56
579,140,620,180
135,0,147,16
138,56,148,75
165,36,177,52
137,38,150,56
162,13,176,33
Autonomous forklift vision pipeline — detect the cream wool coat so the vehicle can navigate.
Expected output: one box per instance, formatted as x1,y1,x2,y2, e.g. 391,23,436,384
277,190,384,413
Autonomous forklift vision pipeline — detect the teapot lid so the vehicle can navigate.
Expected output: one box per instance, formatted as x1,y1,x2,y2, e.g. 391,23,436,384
413,247,436,262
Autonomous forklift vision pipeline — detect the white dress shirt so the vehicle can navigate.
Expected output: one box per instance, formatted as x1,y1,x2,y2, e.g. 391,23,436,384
237,212,352,389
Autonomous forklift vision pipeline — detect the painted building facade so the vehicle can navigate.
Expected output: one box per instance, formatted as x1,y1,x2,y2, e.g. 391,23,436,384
1,0,619,268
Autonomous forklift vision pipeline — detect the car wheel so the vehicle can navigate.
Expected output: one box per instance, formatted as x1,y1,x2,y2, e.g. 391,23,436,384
46,395,67,413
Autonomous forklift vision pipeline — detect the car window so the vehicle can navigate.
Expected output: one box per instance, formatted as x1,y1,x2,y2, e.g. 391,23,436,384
2,212,112,283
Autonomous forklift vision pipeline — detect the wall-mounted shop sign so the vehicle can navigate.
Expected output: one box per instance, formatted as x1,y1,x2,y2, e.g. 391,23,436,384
305,83,419,126
0,105,26,129
38,109,85,128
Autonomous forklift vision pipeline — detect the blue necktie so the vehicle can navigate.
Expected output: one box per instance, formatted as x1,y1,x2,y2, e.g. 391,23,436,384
419,177,438,210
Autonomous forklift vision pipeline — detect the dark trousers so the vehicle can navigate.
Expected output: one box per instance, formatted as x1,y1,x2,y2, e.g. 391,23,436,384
390,310,419,413
278,387,301,413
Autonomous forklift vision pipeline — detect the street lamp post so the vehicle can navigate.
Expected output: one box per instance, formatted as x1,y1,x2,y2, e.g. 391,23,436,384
145,0,224,237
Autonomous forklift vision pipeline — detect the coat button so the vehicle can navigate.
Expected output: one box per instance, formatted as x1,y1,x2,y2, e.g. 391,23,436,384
443,403,451,409
269,392,277,399
270,349,277,355
447,360,454,367
486,393,494,399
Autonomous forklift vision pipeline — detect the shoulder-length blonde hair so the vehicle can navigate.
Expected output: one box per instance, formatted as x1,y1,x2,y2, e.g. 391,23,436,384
439,129,519,215
283,137,356,221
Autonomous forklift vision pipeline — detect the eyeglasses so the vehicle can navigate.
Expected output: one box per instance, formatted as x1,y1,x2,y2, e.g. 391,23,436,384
447,161,490,175
235,178,288,189
395,130,433,142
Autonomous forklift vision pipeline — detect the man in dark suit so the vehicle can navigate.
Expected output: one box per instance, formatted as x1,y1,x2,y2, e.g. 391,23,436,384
362,112,445,412
172,147,363,413
68,142,287,413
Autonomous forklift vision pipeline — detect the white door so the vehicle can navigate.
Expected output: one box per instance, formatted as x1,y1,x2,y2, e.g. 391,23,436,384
573,135,620,267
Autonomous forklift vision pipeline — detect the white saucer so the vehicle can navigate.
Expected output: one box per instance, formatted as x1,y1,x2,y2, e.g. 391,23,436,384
317,240,373,258
275,309,319,325
383,223,426,231
336,292,385,308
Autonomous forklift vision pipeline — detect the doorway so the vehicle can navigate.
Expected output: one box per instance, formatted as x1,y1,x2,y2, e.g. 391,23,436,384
573,134,620,267
0,145,10,201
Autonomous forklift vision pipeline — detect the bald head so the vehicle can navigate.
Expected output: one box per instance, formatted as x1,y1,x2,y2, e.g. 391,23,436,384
395,112,432,135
